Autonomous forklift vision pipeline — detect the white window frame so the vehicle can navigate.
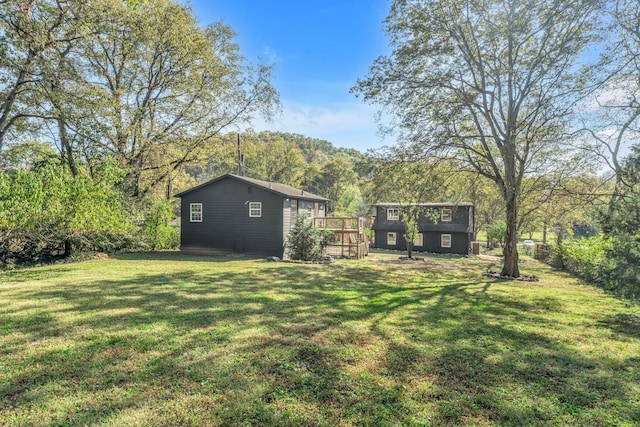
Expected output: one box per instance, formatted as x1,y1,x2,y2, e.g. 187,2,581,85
441,234,452,248
387,232,397,245
413,233,423,247
441,208,452,222
249,202,262,218
190,203,202,222
387,208,400,221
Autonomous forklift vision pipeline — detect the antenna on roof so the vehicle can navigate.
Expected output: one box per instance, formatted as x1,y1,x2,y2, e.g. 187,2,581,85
237,133,245,176
166,176,172,200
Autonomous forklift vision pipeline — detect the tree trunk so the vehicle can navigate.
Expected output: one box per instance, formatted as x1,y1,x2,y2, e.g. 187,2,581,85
502,190,520,277
407,242,413,259
64,239,72,257
542,220,548,245
0,69,29,152
58,117,78,176
555,228,565,269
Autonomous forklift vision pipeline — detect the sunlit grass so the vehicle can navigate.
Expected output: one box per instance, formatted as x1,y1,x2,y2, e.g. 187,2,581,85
1,251,638,426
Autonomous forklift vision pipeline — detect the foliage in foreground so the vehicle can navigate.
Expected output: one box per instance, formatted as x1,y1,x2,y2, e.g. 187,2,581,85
598,146,640,299
0,162,136,268
552,145,640,300
0,253,638,426
553,236,608,284
554,232,640,301
142,199,180,251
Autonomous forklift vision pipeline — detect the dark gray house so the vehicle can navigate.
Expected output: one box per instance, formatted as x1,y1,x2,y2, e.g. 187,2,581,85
371,203,474,255
175,174,328,257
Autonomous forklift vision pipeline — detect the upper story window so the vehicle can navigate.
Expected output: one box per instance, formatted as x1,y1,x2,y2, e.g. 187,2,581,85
441,208,452,222
387,208,400,221
249,202,262,217
190,203,202,222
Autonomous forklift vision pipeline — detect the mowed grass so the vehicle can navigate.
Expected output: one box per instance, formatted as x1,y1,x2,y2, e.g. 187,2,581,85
1,252,639,426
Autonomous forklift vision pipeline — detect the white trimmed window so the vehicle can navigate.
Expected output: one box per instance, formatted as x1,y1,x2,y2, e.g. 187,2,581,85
190,203,202,222
387,232,397,245
387,208,400,221
413,233,423,247
441,234,452,248
441,208,452,222
249,202,262,217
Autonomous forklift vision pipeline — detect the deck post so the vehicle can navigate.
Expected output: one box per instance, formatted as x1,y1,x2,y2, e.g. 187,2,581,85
314,216,368,259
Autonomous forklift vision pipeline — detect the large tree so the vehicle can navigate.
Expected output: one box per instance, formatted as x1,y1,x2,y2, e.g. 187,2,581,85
0,0,85,153
579,0,640,195
64,0,278,197
354,0,602,277
0,0,278,194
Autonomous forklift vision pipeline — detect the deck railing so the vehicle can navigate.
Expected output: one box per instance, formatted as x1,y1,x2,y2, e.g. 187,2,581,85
314,217,369,259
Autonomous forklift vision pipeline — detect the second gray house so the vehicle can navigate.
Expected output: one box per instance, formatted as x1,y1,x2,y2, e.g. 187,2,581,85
175,174,328,257
371,203,475,255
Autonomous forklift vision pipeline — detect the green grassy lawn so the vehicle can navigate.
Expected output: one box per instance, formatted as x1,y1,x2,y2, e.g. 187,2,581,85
1,252,638,426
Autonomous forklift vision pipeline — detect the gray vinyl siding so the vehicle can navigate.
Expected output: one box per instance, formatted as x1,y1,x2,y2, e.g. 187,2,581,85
283,199,292,242
180,178,285,257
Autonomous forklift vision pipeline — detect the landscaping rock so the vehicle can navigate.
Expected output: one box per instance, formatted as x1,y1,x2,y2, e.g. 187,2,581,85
265,256,281,262
483,271,539,281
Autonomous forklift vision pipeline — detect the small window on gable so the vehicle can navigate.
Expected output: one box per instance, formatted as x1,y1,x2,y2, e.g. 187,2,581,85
441,208,452,222
387,208,400,221
441,234,452,248
413,233,423,247
387,232,397,245
249,202,262,217
190,203,202,222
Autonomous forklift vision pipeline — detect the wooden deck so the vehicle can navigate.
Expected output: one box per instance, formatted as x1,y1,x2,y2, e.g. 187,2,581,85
314,217,369,259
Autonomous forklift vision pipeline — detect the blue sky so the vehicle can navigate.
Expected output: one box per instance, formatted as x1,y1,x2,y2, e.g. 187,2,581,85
186,0,392,151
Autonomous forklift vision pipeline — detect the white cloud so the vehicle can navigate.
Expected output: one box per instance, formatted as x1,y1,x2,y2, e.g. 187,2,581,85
250,100,390,150
262,46,281,64
578,78,639,113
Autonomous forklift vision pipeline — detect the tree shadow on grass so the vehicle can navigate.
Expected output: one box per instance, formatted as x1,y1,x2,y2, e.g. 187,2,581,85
1,261,639,425
597,312,640,339
111,251,263,263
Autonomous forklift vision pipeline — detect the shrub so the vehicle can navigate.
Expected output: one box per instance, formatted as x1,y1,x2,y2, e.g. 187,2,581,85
286,214,323,261
142,199,180,250
487,220,507,248
0,162,137,267
599,235,640,299
597,192,640,299
555,236,608,284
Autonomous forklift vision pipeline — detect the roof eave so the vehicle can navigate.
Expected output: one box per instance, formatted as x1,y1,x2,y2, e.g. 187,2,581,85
174,173,329,202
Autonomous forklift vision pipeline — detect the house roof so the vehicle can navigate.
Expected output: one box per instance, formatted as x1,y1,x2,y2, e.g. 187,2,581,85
174,173,329,202
374,202,474,207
